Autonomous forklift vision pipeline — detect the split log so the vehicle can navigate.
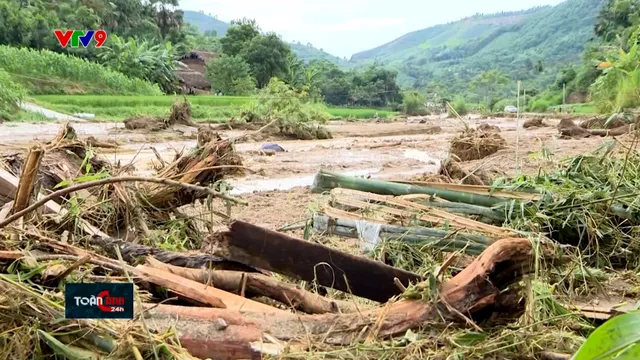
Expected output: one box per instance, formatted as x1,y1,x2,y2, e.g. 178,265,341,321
145,257,360,314
209,220,424,303
11,145,44,214
136,265,280,313
146,237,535,360
89,235,265,274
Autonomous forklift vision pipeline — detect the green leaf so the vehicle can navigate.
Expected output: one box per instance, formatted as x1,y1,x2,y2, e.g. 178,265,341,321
572,311,640,360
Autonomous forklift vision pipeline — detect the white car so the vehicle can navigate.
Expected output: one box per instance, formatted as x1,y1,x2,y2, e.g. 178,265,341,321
504,105,518,113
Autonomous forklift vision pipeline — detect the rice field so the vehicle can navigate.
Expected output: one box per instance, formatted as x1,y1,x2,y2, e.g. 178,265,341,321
31,95,397,122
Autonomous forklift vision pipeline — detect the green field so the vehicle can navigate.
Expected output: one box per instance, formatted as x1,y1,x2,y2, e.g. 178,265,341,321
31,95,397,122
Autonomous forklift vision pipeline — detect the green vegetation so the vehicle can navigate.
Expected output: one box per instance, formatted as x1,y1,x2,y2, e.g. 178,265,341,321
0,46,161,95
31,95,393,121
350,0,602,95
449,96,469,116
184,10,351,68
205,55,256,95
97,35,180,93
0,69,26,120
402,91,428,116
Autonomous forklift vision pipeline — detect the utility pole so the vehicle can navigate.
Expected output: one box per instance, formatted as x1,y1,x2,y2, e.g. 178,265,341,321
563,83,566,111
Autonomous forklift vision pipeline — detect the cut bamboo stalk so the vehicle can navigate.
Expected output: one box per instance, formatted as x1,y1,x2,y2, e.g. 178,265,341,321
330,190,514,237
313,214,489,255
312,170,510,208
388,180,543,201
12,145,44,214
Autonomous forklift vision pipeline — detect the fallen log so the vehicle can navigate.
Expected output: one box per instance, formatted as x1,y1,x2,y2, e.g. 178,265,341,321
89,235,265,274
146,237,535,359
145,257,360,314
210,220,424,303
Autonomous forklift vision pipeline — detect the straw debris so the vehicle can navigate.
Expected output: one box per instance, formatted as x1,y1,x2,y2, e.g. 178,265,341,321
449,128,507,161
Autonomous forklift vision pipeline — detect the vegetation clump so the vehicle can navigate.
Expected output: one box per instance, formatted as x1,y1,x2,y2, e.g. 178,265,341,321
449,128,506,161
237,78,332,140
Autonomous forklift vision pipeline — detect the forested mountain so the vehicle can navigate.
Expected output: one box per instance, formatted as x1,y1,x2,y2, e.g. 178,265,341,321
183,10,229,36
182,11,349,67
350,0,605,92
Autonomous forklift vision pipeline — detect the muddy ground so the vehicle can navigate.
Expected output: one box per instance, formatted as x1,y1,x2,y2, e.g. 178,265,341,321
0,114,612,230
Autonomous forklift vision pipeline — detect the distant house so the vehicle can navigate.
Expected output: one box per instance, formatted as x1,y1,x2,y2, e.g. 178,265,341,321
176,51,219,94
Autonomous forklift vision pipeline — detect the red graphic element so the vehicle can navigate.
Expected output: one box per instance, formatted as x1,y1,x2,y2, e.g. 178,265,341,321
97,290,125,312
54,30,73,47
94,30,107,47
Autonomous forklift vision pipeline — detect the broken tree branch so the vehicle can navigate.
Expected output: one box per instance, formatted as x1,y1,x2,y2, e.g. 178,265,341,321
209,220,423,303
145,257,360,314
146,237,536,359
0,175,247,230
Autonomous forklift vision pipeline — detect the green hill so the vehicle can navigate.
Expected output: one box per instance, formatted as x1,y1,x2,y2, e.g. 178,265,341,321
288,42,351,68
182,11,348,67
350,0,604,91
183,10,230,36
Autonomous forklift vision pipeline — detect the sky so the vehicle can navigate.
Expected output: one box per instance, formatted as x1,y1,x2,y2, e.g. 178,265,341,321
178,0,566,59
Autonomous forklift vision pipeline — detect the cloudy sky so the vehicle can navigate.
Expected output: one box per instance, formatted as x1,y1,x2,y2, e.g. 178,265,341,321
179,0,566,58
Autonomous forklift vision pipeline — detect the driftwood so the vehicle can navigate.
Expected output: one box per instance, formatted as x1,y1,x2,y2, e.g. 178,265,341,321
145,257,359,314
209,221,423,303
146,237,535,359
89,235,265,274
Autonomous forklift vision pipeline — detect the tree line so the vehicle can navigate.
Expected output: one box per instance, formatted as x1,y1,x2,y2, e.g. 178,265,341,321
0,0,403,108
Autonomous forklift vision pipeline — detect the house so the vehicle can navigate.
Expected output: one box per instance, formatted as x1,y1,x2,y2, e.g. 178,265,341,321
176,51,219,94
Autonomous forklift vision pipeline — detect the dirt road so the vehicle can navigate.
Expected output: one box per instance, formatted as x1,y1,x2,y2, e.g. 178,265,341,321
0,115,613,229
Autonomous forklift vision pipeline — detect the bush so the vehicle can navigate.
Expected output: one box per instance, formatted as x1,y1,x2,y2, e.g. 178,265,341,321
0,69,26,119
448,97,468,117
240,78,331,139
402,91,427,115
530,99,551,112
492,99,517,113
0,45,161,95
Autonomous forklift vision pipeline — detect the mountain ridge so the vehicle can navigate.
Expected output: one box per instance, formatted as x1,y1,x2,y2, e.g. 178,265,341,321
348,0,604,90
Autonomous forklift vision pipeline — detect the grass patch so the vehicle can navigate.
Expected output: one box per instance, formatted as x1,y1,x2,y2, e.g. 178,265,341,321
326,107,397,119
4,110,52,123
31,95,395,122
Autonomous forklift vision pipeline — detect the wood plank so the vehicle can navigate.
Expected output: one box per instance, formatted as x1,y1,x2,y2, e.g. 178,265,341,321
213,220,423,303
